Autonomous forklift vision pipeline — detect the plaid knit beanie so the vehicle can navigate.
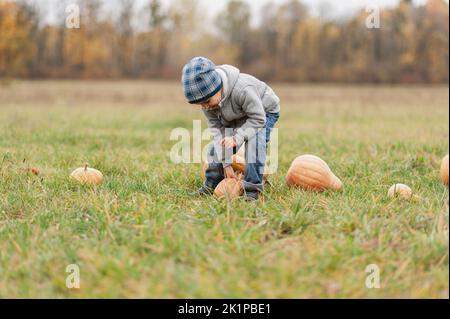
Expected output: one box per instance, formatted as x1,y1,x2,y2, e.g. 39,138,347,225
181,57,223,104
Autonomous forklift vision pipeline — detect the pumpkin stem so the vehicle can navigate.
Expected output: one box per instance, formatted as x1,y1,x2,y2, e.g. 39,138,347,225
84,164,88,171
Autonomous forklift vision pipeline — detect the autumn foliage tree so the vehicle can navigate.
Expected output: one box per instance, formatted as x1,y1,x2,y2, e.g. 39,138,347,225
0,0,448,83
0,1,36,77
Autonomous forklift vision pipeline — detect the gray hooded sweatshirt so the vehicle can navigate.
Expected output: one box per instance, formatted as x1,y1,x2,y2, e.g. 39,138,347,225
203,65,280,166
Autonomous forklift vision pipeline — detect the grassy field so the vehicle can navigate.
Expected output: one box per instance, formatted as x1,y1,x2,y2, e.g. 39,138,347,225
0,81,448,298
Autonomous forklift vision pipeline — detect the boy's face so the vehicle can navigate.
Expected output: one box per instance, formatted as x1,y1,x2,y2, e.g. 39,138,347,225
197,89,222,110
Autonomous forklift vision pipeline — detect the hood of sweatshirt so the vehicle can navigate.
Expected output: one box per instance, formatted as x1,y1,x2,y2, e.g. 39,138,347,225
215,64,240,104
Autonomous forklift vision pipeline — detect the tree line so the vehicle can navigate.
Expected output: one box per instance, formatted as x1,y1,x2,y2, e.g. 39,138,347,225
0,0,448,83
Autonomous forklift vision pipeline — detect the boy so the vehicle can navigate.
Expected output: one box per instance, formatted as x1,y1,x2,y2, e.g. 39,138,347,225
182,57,280,201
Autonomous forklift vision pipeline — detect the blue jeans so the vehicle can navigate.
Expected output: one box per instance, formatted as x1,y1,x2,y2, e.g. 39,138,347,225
204,112,280,193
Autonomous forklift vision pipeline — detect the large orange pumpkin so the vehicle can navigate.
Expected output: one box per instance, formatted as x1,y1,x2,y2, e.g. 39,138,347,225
286,155,343,192
214,178,243,199
440,154,449,186
70,165,103,185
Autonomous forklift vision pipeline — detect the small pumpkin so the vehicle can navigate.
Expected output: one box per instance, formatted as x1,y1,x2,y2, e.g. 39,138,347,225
231,153,271,178
388,183,413,200
202,144,270,180
214,178,243,200
440,154,449,186
202,161,243,180
70,165,103,185
286,155,343,192
231,154,246,175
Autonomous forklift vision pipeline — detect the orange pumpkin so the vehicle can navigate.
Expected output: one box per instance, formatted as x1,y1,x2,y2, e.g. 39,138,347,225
286,155,343,192
201,161,243,179
214,178,243,200
231,154,246,174
232,144,271,178
440,154,449,186
202,144,270,180
231,154,271,178
70,165,103,185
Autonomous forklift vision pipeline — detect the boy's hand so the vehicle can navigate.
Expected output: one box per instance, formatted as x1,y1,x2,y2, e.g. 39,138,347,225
224,166,238,180
220,137,237,149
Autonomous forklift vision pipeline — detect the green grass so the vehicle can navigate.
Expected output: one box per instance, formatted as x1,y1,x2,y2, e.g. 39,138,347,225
0,81,448,298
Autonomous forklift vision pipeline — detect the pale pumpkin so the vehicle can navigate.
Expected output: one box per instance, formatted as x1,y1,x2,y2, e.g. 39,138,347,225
286,155,343,192
214,178,243,200
70,165,103,185
388,183,413,200
440,154,449,186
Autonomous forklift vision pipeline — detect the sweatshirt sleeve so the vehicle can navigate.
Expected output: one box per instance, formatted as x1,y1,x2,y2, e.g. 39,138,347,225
234,86,266,146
